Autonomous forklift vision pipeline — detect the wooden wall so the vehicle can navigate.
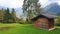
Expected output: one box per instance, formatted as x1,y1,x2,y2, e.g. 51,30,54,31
33,18,54,29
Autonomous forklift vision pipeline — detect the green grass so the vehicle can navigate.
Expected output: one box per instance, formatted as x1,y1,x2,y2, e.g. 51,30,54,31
0,24,60,34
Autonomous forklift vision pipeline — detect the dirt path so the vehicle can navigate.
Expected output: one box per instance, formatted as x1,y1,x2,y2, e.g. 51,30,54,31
0,26,13,30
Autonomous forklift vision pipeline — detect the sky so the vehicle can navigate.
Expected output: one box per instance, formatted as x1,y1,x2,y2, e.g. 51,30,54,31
0,0,60,18
0,0,60,8
0,0,24,8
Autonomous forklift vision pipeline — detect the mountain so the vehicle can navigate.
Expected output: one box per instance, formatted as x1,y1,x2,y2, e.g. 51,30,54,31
43,2,60,16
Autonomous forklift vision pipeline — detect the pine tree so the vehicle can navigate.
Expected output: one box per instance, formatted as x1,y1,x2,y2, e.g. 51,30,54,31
3,8,11,23
11,8,16,23
0,8,4,23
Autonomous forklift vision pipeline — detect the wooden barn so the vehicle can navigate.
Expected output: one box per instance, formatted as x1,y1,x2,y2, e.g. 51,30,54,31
32,13,55,30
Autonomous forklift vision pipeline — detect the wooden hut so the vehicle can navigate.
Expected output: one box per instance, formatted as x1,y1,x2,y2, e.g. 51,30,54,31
32,13,55,30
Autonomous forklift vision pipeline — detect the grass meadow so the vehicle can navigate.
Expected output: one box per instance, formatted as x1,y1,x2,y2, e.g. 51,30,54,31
0,24,60,34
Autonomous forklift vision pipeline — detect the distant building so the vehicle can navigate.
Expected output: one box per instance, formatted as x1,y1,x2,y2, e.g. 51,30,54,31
32,13,55,30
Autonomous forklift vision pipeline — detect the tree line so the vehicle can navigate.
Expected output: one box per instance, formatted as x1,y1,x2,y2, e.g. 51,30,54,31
0,8,25,24
0,8,16,23
0,0,42,24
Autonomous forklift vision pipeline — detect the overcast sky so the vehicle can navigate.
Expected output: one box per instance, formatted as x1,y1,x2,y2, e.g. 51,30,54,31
0,0,60,8
0,0,24,8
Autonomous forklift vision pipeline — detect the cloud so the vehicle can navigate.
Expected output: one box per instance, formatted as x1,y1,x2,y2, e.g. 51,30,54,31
48,0,60,5
0,0,24,8
49,0,60,1
39,0,51,7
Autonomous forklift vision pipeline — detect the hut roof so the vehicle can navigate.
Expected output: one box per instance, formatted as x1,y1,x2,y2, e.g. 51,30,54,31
31,13,55,21
40,13,55,18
